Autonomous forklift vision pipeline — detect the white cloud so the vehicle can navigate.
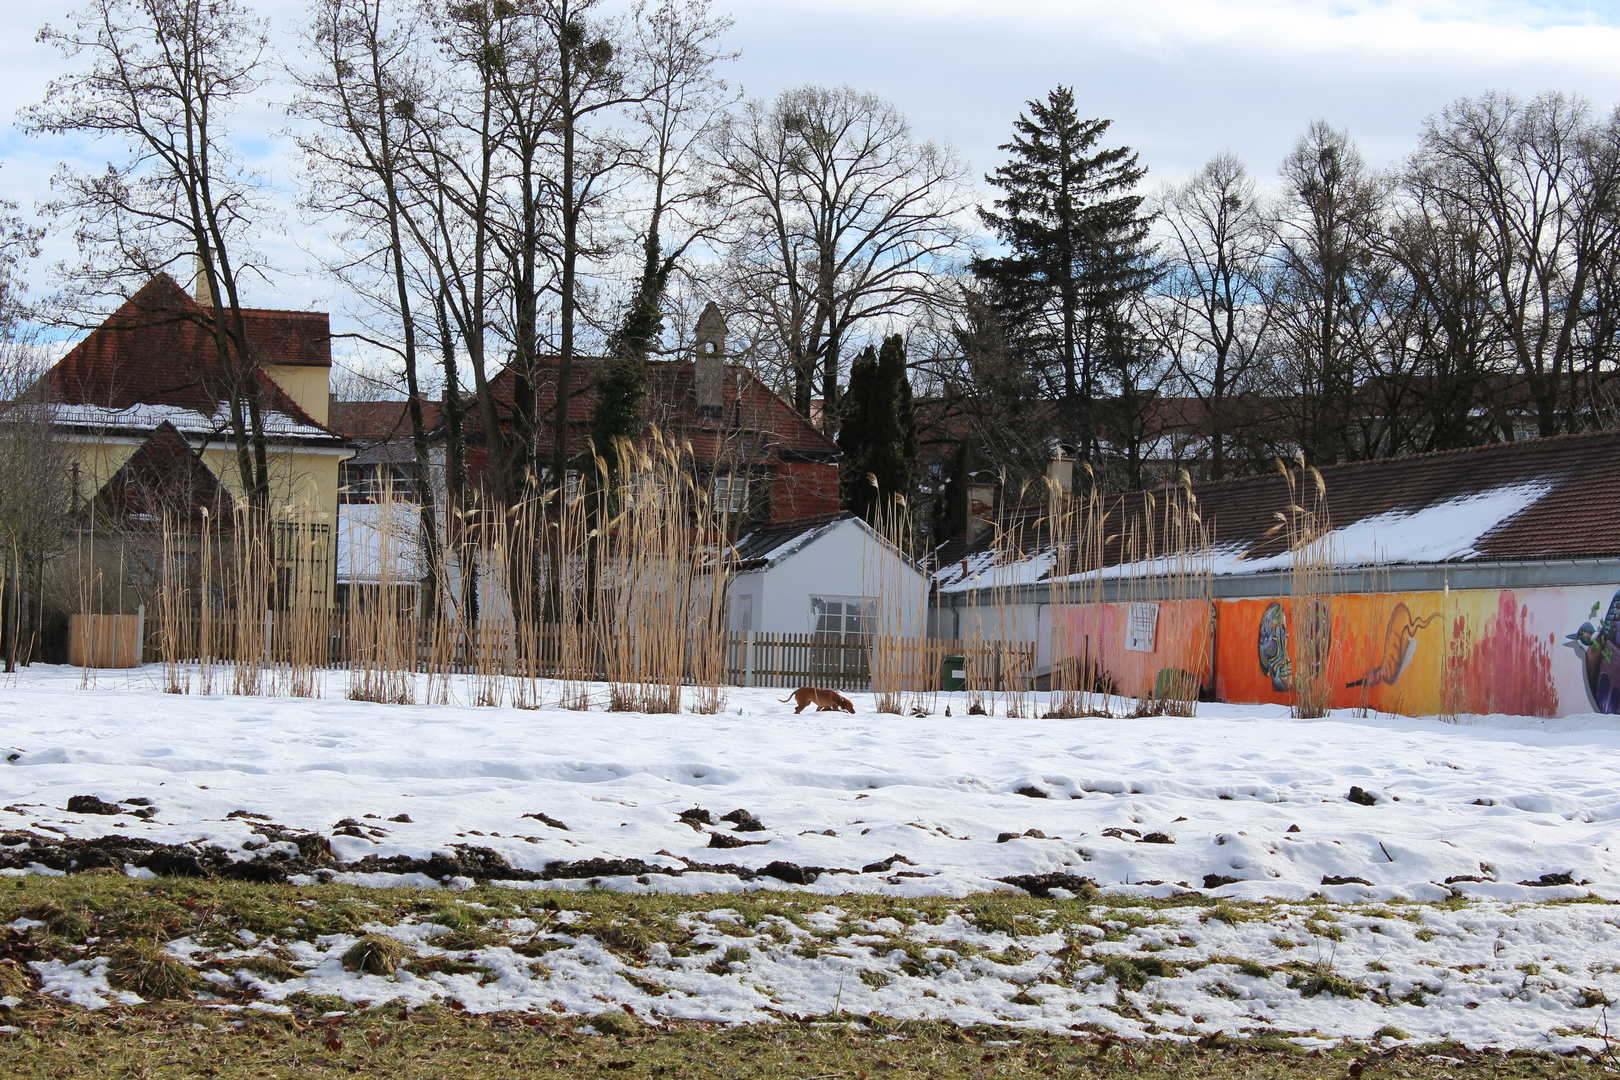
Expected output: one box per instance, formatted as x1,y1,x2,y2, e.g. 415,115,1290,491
2,0,1618,331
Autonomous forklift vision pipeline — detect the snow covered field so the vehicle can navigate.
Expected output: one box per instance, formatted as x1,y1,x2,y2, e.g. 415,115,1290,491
2,665,1617,901
4,665,1620,1049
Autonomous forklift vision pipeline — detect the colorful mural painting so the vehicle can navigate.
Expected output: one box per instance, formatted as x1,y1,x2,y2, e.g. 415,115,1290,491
1058,584,1620,717
1566,589,1620,714
1346,604,1441,689
1057,600,1213,700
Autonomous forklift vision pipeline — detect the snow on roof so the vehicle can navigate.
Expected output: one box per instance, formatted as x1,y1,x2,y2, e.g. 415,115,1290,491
935,479,1557,593
53,402,338,442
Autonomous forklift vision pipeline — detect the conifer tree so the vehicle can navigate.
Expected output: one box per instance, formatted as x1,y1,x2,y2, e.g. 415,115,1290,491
838,334,919,524
973,86,1156,459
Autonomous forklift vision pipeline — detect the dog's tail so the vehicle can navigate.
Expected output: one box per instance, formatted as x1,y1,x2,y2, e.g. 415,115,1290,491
777,695,795,703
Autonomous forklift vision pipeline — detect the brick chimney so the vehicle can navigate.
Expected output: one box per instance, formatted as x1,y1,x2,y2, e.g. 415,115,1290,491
694,301,726,421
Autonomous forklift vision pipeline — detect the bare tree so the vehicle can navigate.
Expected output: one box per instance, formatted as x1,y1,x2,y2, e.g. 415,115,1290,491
293,0,447,612
711,85,970,428
0,181,54,670
24,0,279,521
1267,120,1392,465
1411,91,1620,439
1148,151,1272,479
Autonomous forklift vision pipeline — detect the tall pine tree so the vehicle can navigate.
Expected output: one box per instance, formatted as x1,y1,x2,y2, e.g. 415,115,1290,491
972,86,1156,461
838,334,919,524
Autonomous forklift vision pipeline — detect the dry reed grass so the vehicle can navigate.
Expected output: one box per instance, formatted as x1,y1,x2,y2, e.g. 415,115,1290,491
1271,460,1338,720
84,426,741,715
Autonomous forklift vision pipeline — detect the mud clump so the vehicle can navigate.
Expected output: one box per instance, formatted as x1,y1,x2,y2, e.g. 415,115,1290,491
720,809,765,832
998,872,1097,898
676,808,713,829
65,796,122,816
860,854,915,873
521,812,568,830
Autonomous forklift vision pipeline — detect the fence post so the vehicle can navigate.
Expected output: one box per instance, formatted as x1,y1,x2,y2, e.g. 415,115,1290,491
742,630,754,687
135,605,145,667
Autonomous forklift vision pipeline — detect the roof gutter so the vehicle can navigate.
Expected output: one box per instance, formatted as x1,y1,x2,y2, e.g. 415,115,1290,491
936,556,1620,607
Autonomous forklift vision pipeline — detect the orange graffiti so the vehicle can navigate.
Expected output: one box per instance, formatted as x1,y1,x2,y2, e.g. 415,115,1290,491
1346,604,1440,689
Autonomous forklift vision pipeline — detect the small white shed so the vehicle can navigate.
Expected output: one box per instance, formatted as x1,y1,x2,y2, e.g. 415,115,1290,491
728,513,928,638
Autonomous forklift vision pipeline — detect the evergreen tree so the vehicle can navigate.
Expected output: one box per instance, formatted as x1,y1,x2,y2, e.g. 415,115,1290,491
589,228,673,477
972,86,1156,459
837,344,878,514
838,334,919,524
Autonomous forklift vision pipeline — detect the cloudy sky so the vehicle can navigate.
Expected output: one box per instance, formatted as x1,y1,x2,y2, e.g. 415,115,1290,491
2,0,1619,343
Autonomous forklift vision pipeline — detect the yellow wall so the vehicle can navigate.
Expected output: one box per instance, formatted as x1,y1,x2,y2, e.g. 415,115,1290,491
61,434,349,609
63,439,140,505
264,365,331,426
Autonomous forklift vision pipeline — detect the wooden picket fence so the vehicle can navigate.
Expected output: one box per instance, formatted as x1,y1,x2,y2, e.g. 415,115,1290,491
96,606,1037,693
723,632,1036,692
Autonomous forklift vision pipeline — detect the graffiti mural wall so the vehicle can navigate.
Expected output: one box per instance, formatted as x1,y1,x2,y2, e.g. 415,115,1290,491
1057,584,1620,718
1055,600,1213,700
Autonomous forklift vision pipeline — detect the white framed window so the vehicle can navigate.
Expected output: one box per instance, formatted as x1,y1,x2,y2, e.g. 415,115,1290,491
713,472,748,515
811,596,876,641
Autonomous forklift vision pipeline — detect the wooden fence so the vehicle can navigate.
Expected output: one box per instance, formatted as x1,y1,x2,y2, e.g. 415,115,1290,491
70,612,144,668
90,607,1037,692
723,632,1036,692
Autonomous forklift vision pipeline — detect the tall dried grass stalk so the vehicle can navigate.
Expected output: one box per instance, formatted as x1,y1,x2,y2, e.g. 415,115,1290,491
867,489,914,715
1043,469,1109,718
156,510,189,694
1273,460,1337,719
343,475,416,705
991,479,1033,719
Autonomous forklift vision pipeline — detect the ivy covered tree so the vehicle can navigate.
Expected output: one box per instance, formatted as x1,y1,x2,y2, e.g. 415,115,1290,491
838,334,919,524
972,86,1156,459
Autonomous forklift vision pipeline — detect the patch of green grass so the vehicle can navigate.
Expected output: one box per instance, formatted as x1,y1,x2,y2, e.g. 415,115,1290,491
1098,956,1175,992
24,900,93,940
1283,962,1364,999
0,1000,1590,1079
1207,954,1274,980
593,916,654,957
220,953,303,982
1201,902,1257,926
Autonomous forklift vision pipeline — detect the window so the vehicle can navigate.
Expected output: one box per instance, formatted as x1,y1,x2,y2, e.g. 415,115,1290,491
713,472,748,515
811,596,875,682
340,462,417,504
812,596,876,641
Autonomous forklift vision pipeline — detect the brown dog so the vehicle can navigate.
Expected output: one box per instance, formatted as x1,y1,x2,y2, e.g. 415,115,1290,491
778,687,855,714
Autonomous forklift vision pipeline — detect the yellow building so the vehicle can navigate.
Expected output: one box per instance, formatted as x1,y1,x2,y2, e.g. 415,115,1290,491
47,273,351,613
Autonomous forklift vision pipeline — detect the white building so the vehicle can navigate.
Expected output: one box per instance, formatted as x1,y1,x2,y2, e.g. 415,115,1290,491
729,513,928,640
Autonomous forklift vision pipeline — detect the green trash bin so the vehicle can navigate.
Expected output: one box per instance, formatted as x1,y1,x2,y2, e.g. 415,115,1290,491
941,654,967,692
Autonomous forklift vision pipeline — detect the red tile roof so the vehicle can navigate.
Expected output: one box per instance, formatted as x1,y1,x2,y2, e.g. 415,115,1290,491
329,399,442,442
461,357,838,463
936,429,1620,575
83,421,235,532
47,274,338,439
